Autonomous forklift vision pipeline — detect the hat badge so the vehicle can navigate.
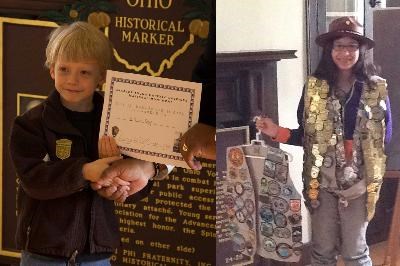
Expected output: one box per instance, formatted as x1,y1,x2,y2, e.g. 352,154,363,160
346,20,350,25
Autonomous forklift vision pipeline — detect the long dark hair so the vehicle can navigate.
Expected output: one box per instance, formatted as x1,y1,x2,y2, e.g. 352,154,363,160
313,39,378,87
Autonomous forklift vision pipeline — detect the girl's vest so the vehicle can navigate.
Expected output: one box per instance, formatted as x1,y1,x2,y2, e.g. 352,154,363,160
303,76,387,221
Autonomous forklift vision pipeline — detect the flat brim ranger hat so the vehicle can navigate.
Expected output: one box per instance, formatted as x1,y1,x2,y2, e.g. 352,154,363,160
316,16,375,49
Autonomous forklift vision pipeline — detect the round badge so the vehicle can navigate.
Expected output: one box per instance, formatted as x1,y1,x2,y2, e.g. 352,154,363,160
380,99,387,110
264,161,276,177
231,233,246,252
227,208,235,218
273,227,291,239
260,177,268,186
312,94,320,101
371,106,385,120
234,182,244,196
323,155,334,168
260,222,274,237
228,168,238,179
275,164,288,184
224,195,235,209
260,206,274,223
227,222,239,233
260,178,268,194
274,212,287,227
268,180,281,196
263,237,276,252
310,166,320,178
276,243,293,259
244,199,255,214
228,148,244,168
271,197,290,213
315,122,324,131
235,196,245,209
314,159,322,167
260,195,272,208
240,207,249,218
311,147,319,156
310,104,317,112
288,213,302,225
225,183,234,194
239,168,249,180
329,136,337,146
246,216,254,229
235,210,246,223
309,179,320,189
307,116,316,124
308,188,319,200
367,183,377,193
243,181,253,192
282,186,293,196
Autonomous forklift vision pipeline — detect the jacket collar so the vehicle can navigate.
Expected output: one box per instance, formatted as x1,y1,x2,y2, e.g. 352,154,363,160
43,90,103,135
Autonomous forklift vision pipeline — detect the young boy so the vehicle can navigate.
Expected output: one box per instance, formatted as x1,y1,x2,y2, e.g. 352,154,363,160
10,22,156,265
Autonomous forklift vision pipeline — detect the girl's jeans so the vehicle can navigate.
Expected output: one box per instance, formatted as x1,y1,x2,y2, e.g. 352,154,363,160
310,189,372,266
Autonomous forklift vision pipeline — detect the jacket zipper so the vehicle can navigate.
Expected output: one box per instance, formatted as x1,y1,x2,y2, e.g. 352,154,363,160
68,250,78,266
25,226,31,250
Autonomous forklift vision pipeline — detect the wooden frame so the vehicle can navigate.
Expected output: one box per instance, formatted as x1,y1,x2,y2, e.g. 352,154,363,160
305,0,373,74
0,17,57,259
17,93,46,116
383,171,400,266
305,0,326,75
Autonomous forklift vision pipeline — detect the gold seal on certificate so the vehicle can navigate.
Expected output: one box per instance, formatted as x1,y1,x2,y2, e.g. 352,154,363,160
100,70,202,168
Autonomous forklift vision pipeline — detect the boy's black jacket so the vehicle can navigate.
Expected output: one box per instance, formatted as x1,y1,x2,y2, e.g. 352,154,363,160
10,90,151,258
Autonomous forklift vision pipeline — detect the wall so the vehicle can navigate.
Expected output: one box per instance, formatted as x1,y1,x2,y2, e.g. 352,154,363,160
217,0,310,242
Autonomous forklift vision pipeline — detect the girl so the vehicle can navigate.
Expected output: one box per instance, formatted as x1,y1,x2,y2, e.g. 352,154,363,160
256,16,392,266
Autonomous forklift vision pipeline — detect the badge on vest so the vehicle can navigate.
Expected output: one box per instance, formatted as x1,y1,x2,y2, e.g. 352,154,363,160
56,139,72,160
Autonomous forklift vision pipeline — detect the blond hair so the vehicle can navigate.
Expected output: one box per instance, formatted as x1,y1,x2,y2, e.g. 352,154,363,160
45,21,112,72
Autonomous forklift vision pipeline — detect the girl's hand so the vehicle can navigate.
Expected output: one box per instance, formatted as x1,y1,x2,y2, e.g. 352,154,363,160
98,135,121,158
255,116,279,138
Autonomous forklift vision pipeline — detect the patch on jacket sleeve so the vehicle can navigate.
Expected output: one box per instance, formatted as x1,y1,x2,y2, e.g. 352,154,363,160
55,139,72,160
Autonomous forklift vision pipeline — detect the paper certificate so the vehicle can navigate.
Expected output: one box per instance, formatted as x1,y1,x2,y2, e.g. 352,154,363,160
100,70,202,169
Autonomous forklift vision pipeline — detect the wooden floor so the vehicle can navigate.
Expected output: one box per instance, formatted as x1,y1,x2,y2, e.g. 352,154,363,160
337,241,400,266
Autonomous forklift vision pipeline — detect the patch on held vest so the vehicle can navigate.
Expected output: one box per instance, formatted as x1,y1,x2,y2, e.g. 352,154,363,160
56,139,72,160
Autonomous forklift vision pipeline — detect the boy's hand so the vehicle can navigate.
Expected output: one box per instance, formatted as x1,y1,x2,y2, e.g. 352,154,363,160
93,158,154,188
91,158,153,201
93,174,148,203
82,156,126,183
98,135,121,158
